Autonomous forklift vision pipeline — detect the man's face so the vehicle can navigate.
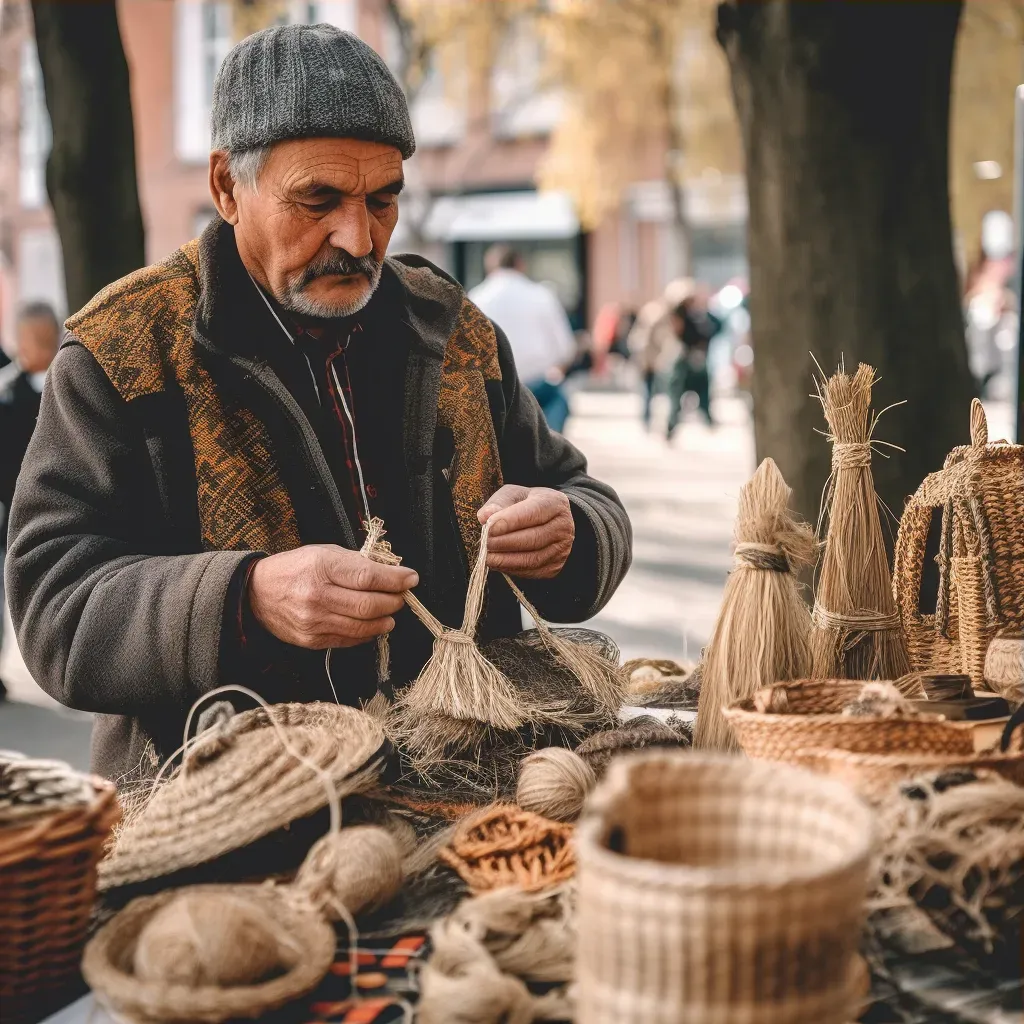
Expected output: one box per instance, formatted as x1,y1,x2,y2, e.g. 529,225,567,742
16,316,59,374
220,137,403,319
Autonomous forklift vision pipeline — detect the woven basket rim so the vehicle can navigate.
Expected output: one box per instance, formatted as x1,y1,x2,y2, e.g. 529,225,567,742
81,885,334,1022
796,745,1024,770
722,703,963,729
576,751,876,892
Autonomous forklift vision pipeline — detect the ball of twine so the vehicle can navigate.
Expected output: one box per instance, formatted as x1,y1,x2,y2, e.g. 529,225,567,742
516,748,597,823
133,891,295,987
294,825,404,919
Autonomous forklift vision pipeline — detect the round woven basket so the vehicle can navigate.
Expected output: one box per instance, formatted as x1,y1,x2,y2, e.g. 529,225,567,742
722,681,974,764
100,702,385,891
575,752,876,1024
82,885,334,1024
796,745,1024,804
0,777,120,1023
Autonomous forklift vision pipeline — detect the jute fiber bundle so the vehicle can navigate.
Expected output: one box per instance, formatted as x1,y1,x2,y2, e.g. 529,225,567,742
693,457,816,753
874,768,1024,966
575,752,877,1024
516,747,597,822
419,886,575,1024
811,363,910,680
99,699,387,891
84,688,409,1024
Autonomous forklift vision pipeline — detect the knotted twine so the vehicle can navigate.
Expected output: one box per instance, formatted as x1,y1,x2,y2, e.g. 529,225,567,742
361,518,625,738
810,363,910,681
693,457,817,753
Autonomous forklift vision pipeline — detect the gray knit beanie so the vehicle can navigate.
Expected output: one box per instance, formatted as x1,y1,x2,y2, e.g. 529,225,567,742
211,24,415,159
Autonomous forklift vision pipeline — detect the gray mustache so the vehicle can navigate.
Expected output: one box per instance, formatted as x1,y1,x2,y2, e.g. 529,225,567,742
300,251,380,286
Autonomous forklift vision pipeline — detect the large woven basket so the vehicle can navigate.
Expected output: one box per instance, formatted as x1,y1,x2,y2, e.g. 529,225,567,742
893,401,1024,689
575,753,876,1024
0,777,120,1023
722,681,974,764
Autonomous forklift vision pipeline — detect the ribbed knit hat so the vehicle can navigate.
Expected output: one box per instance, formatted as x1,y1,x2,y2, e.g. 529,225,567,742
211,23,415,159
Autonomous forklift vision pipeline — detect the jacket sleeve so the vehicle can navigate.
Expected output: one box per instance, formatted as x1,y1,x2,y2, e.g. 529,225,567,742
4,343,252,716
490,321,632,622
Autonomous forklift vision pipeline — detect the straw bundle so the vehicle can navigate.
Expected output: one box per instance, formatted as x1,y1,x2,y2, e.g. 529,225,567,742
811,364,910,680
693,458,816,753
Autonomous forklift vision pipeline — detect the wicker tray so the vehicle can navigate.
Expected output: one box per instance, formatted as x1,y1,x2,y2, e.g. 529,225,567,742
576,751,876,1024
0,777,120,1023
723,681,974,764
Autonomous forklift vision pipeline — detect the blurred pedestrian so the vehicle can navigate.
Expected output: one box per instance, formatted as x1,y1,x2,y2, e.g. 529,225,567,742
0,302,61,701
666,285,722,436
469,245,577,433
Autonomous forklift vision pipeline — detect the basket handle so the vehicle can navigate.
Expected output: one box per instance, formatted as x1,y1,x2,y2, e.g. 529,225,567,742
970,398,988,448
999,703,1024,752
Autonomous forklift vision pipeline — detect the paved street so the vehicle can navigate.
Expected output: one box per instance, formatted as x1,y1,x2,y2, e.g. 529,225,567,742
0,386,754,769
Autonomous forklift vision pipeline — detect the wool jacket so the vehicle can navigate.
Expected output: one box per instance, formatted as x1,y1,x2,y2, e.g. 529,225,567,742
5,220,631,782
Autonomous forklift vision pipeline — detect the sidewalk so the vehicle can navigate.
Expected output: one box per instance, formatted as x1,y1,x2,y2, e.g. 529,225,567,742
565,388,755,663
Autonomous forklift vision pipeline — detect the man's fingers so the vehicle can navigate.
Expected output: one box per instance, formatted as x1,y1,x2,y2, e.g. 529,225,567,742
485,517,570,554
315,615,396,647
487,496,564,538
478,484,530,523
319,587,405,620
486,542,568,575
321,549,418,592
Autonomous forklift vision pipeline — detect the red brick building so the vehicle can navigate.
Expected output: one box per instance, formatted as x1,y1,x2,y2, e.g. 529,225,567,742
0,0,745,340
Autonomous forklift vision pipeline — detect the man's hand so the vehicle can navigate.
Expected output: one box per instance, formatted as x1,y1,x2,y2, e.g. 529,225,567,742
478,485,574,579
248,545,418,649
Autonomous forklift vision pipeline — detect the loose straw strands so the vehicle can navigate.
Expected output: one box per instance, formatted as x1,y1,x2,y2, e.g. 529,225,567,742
810,363,910,681
693,458,817,753
363,518,532,732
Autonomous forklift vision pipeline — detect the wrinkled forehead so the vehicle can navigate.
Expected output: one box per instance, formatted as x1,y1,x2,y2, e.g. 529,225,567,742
269,138,403,196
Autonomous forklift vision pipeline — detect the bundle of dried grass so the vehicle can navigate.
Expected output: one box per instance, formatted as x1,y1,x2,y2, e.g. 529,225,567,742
811,363,910,681
693,458,817,753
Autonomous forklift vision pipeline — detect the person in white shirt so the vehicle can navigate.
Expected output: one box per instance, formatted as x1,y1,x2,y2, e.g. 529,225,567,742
469,246,578,433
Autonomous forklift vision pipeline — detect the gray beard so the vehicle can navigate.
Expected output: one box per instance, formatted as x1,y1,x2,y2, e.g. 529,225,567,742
280,262,383,319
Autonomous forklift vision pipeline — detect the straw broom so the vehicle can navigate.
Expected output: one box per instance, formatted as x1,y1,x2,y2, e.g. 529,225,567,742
810,363,911,681
693,458,817,753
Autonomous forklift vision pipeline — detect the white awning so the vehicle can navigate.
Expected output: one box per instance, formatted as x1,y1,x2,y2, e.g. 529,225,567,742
423,191,580,242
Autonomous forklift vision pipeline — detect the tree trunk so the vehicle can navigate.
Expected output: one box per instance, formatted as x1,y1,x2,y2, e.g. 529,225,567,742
30,0,145,313
717,1,975,536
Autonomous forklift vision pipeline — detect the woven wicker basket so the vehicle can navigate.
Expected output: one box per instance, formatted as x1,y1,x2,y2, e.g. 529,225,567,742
0,777,120,1023
575,752,876,1024
796,745,1024,804
81,885,335,1024
893,401,1024,689
722,681,974,764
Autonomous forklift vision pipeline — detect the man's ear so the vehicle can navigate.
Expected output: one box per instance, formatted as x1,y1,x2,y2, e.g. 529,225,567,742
209,151,240,225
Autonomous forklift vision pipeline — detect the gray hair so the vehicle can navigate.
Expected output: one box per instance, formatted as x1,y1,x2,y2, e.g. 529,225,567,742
227,146,272,193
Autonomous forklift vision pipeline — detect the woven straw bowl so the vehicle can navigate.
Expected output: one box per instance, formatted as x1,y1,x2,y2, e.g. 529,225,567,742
0,777,120,1024
81,885,335,1024
575,752,876,1024
722,680,974,764
796,744,1024,804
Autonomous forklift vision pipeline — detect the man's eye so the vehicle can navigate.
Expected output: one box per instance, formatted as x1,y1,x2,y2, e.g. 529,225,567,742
367,195,395,211
301,200,333,213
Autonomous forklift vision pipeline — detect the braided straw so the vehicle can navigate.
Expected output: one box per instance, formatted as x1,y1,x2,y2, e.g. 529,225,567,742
811,363,910,681
440,804,576,893
693,457,817,753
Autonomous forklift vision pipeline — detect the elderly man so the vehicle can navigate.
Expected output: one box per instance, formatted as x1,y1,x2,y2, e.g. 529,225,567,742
5,25,631,781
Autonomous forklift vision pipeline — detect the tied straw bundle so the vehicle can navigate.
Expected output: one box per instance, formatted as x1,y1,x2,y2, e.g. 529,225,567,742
361,518,625,741
811,363,911,681
693,457,817,753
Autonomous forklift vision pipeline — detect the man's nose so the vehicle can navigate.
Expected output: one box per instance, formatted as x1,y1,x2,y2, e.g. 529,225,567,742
326,198,373,259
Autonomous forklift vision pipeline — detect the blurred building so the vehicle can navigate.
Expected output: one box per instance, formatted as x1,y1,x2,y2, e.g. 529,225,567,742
0,0,746,337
